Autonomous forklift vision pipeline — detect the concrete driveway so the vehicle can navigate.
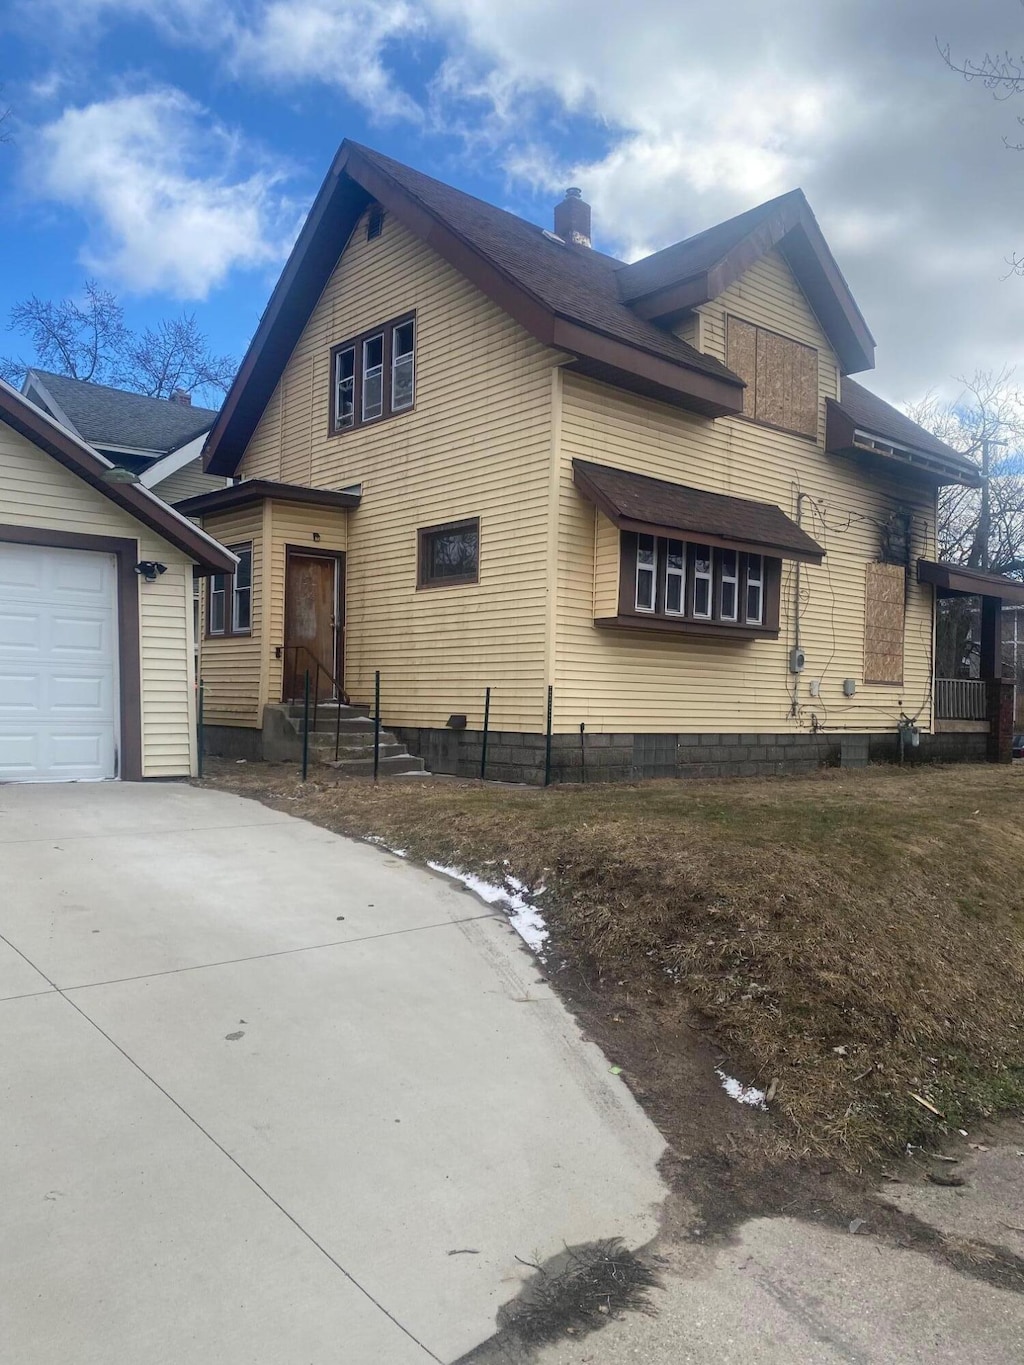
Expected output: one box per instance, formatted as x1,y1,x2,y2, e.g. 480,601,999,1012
0,783,666,1364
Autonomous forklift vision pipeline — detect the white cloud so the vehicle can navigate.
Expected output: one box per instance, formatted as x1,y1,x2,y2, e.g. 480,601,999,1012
33,89,296,298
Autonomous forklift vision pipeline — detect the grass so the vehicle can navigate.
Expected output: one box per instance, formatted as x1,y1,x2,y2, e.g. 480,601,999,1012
202,760,1024,1165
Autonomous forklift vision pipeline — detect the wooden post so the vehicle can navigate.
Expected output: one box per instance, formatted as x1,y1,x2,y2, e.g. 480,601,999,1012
980,595,1002,681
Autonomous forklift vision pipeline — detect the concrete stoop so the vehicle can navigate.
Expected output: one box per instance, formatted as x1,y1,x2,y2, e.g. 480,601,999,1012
261,703,427,776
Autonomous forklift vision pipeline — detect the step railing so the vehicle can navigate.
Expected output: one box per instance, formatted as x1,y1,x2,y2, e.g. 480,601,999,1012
282,644,350,763
935,677,988,721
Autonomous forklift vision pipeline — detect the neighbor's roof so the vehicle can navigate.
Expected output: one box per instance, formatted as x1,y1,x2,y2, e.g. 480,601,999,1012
826,378,980,487
24,370,219,455
572,458,825,563
0,378,235,574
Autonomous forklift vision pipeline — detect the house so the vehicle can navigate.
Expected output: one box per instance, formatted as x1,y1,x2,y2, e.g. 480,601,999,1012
0,378,235,782
184,141,1024,782
20,370,227,503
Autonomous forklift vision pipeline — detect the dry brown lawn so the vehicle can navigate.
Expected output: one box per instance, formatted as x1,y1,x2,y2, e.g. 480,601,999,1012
201,760,1024,1166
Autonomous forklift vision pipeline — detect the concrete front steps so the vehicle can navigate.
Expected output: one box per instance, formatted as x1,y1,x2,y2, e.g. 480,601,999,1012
261,703,427,776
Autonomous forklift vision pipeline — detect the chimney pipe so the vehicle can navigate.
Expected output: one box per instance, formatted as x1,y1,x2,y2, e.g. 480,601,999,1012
554,187,591,248
169,388,192,407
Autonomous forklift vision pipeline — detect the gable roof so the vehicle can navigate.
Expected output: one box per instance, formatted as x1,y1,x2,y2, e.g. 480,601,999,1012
24,370,219,456
615,190,875,375
826,378,980,487
0,378,235,574
204,141,750,475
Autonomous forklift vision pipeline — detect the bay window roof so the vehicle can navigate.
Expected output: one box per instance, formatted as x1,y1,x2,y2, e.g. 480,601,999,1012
571,459,825,564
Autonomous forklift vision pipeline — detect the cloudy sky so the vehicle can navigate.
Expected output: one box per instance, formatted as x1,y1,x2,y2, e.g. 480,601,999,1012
1,0,1023,405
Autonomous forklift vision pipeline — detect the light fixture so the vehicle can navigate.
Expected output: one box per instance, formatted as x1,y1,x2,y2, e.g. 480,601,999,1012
101,466,140,485
135,561,167,582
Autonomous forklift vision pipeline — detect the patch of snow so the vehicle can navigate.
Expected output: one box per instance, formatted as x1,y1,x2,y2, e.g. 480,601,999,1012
715,1068,768,1111
426,861,549,956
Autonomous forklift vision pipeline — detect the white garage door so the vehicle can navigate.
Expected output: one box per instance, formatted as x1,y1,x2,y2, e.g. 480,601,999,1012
0,542,118,782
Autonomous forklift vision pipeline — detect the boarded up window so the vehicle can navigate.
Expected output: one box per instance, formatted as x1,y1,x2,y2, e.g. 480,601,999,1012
864,562,906,684
726,316,818,437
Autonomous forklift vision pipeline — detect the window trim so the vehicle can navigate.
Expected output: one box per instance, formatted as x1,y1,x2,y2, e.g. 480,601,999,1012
613,531,781,638
417,517,480,590
206,541,253,638
328,310,416,437
635,533,658,612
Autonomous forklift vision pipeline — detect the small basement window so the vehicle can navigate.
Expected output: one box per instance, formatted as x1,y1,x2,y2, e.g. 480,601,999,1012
418,518,480,588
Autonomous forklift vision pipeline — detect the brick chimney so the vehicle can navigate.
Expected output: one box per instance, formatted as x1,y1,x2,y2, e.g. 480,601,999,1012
554,187,591,248
169,388,192,407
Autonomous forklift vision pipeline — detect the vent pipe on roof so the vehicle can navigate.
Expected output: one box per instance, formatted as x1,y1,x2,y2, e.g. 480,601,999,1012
554,187,591,248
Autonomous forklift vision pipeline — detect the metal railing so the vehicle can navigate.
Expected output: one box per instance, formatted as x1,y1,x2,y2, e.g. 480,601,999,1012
935,677,988,721
281,644,350,764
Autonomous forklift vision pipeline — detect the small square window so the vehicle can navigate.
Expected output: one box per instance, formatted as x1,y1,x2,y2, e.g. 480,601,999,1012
418,519,479,588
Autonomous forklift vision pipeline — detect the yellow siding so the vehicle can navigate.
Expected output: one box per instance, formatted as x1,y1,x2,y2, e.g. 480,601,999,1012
593,511,620,618
0,418,198,776
552,245,935,737
265,502,347,704
197,504,264,727
238,212,557,732
154,459,225,505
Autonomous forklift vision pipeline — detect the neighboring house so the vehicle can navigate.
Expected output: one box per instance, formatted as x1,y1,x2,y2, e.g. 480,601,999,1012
0,378,235,782
20,370,227,503
184,141,1024,782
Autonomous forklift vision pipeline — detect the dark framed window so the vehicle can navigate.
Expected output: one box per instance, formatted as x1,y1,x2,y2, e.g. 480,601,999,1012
329,311,415,435
618,531,779,635
207,542,253,637
418,518,480,589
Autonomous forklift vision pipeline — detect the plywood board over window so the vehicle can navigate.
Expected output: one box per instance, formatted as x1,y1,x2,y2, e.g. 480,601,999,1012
727,316,818,438
864,561,906,684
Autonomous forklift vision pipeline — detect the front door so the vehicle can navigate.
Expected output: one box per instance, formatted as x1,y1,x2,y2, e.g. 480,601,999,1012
283,551,341,702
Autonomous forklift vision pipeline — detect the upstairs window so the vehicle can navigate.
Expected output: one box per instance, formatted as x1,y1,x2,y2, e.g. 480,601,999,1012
626,532,776,632
329,312,415,434
727,316,818,439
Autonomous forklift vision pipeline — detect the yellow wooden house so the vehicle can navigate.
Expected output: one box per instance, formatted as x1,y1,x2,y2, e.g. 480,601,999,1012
180,142,1024,782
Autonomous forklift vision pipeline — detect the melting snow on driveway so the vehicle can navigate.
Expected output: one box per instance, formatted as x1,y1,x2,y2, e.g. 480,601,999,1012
715,1068,768,1110
426,862,549,956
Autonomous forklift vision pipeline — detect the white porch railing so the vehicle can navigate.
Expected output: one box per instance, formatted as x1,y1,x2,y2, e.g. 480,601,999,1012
935,677,988,721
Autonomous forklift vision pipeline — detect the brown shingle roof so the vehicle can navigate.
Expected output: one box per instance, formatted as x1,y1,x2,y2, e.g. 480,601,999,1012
350,145,738,385
572,458,824,563
836,379,975,470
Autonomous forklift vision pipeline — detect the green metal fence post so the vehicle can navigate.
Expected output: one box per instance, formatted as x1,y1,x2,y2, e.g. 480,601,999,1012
301,670,310,781
480,686,491,780
544,685,553,787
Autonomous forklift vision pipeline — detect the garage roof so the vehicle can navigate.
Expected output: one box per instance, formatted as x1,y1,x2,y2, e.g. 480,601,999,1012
0,378,236,574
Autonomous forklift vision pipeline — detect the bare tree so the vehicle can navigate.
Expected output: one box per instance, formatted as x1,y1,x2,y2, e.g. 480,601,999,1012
906,367,1024,676
0,281,235,404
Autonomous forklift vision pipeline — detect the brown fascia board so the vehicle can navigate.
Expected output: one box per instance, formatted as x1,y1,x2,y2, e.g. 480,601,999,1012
627,201,875,376
205,142,745,476
175,479,361,517
918,558,1024,606
0,385,236,574
204,147,373,476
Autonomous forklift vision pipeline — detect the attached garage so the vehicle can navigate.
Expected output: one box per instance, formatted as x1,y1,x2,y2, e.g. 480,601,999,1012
0,379,235,782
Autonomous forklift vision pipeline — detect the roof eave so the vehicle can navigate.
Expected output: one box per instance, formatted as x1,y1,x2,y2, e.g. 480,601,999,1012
0,382,236,574
825,398,980,488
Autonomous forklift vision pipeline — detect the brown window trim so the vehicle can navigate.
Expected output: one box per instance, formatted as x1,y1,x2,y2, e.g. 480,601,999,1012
616,530,781,634
0,524,143,781
206,541,252,638
726,314,819,441
417,517,480,590
328,310,416,437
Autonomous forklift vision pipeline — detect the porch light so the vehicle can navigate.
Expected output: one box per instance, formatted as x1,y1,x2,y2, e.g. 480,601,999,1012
135,561,167,582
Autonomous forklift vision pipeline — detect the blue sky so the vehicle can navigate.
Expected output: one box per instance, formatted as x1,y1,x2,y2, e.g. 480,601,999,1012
2,0,1024,408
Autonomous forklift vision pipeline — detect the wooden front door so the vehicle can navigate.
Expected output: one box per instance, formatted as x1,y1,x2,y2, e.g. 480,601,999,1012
283,551,341,702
